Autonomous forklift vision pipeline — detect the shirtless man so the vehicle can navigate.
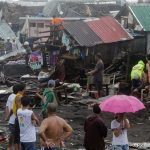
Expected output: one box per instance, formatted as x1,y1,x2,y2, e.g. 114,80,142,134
39,103,73,150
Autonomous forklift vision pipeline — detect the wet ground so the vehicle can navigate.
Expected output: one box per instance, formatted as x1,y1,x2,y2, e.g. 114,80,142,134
56,102,150,149
0,98,150,149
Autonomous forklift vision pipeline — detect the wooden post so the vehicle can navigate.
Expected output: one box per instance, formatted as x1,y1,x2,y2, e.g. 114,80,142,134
125,41,132,82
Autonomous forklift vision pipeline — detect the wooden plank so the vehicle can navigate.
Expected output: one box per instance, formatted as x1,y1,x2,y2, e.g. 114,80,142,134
61,95,76,99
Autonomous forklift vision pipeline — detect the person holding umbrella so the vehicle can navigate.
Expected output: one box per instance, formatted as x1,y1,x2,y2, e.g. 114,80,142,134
111,113,130,150
100,95,145,150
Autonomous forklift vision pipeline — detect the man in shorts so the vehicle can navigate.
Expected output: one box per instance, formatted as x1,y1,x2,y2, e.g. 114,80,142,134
39,103,73,150
88,53,104,98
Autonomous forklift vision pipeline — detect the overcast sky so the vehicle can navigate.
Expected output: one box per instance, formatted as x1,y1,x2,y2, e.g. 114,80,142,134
0,0,140,3
0,0,138,1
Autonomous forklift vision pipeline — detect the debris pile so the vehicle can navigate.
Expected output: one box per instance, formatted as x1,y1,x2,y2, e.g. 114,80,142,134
129,142,150,149
0,2,43,24
43,1,121,18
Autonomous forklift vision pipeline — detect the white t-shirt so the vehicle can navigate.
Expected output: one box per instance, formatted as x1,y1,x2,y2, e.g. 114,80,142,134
6,93,16,124
111,119,129,145
17,108,36,143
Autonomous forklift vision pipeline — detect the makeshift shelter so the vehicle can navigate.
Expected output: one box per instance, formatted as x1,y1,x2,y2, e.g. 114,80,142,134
63,16,133,64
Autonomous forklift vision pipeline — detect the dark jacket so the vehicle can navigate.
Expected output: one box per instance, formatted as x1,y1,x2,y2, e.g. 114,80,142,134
84,115,107,150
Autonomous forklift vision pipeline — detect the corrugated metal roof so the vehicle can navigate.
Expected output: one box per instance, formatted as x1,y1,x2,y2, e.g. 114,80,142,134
129,4,150,31
86,16,133,43
64,21,102,47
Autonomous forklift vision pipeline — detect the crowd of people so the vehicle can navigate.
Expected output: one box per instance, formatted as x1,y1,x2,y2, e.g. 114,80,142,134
1,11,149,149
4,79,131,150
5,83,73,150
4,50,146,150
3,40,150,150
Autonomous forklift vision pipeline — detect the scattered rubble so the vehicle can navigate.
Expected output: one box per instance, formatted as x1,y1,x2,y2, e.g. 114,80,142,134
0,2,43,24
43,1,121,18
0,1,149,150
129,142,150,149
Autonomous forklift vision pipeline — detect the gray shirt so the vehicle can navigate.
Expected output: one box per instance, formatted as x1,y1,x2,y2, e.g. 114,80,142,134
94,60,104,82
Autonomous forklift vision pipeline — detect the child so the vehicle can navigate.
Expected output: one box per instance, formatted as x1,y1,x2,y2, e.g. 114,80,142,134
36,79,58,118
17,96,39,150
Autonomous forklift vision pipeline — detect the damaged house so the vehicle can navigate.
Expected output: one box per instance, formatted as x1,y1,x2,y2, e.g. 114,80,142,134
63,16,133,65
19,0,122,43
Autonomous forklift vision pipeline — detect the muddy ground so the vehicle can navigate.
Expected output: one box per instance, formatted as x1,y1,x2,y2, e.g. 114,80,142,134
0,64,150,149
0,96,150,149
32,100,150,149
55,102,150,149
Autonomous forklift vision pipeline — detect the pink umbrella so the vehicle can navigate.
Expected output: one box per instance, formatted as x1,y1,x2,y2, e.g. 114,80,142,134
100,95,145,113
